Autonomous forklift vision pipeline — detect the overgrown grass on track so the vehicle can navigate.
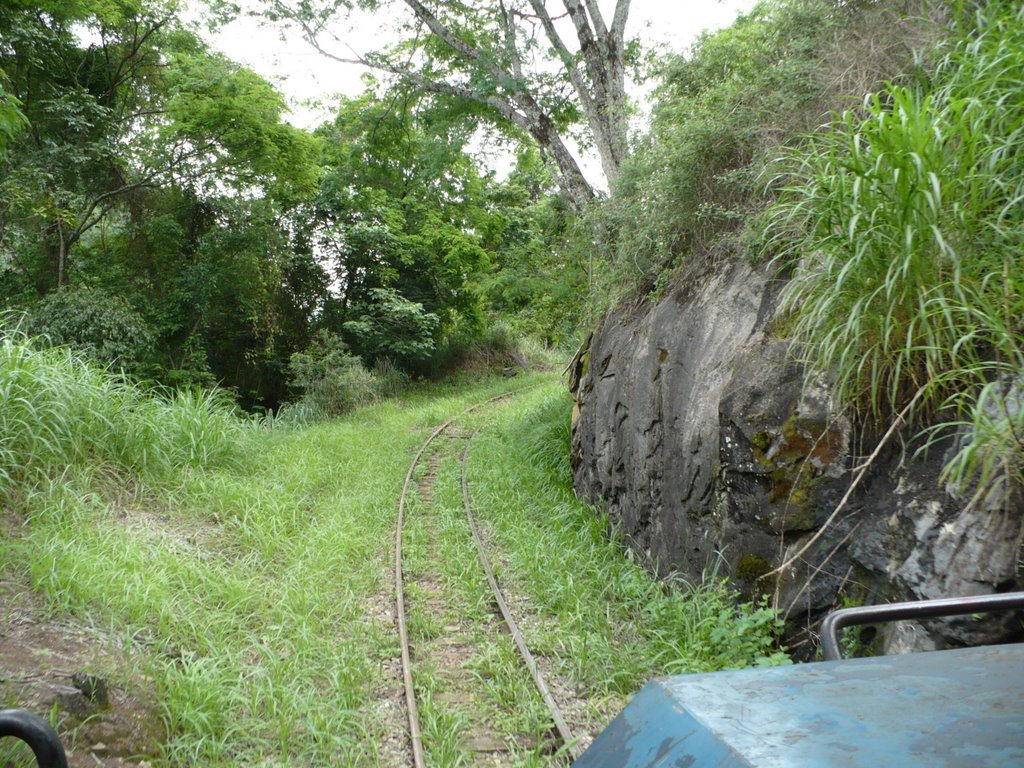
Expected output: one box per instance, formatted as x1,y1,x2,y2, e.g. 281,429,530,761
0,331,551,765
2,333,784,766
403,414,559,764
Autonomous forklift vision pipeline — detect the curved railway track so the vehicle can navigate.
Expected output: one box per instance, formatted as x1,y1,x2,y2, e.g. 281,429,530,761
394,392,582,766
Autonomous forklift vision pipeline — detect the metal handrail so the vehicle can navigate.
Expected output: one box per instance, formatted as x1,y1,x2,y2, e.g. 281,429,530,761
820,591,1024,661
0,709,69,768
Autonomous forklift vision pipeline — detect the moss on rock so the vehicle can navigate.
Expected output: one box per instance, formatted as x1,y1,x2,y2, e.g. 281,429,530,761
736,553,773,581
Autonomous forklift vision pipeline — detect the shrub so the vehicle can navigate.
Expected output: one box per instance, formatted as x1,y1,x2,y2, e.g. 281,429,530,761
342,288,439,371
287,330,378,417
155,336,219,391
599,0,938,295
24,285,154,373
371,356,410,400
0,328,247,489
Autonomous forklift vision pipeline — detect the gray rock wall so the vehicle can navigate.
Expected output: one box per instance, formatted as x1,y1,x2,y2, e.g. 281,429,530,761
570,260,1024,656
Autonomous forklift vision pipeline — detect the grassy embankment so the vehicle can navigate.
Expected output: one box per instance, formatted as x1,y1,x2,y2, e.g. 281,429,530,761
1,333,783,766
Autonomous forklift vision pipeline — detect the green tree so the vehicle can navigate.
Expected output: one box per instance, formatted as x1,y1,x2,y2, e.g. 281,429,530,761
479,147,579,344
0,0,317,291
310,94,490,372
343,287,440,369
24,285,153,372
240,0,637,210
114,190,324,408
0,0,325,408
0,77,27,153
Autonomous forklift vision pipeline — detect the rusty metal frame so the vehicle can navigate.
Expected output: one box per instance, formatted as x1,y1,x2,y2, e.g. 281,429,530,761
821,591,1024,661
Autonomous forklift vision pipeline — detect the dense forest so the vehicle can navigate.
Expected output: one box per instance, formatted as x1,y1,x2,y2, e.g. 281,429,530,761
0,0,587,412
5,0,1020,490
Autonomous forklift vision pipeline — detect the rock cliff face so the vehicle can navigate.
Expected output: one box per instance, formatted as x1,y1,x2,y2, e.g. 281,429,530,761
570,260,1024,656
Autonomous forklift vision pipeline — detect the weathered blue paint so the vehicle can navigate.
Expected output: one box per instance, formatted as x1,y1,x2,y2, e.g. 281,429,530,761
575,643,1024,767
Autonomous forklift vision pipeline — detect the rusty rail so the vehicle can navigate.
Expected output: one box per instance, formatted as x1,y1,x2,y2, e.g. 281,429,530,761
460,436,581,760
397,388,575,766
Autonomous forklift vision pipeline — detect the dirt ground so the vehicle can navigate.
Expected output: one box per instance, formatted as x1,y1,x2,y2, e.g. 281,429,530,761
0,574,164,768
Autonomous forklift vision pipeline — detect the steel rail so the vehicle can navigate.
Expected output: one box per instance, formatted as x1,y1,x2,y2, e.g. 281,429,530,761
396,418,451,768
460,436,583,761
394,389,525,768
820,591,1024,661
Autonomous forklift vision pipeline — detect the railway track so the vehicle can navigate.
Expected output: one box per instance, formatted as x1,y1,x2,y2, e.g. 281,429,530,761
394,392,583,767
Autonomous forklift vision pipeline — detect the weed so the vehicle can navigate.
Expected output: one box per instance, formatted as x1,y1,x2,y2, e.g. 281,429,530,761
594,0,939,301
415,668,472,768
1,355,554,764
2,358,783,764
0,329,247,489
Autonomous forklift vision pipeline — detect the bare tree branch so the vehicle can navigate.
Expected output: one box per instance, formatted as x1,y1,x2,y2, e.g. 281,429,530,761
401,0,509,85
279,0,622,207
527,0,597,117
498,0,524,82
562,0,607,97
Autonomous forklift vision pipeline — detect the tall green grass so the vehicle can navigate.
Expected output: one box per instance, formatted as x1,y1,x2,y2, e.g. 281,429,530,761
1,348,563,765
768,0,1024,505
0,331,785,759
0,330,247,487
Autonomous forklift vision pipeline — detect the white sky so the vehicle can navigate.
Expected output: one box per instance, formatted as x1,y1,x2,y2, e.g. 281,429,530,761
198,1,759,184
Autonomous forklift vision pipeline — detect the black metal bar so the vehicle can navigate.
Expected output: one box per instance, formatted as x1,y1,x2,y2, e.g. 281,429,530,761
0,709,69,768
821,591,1024,661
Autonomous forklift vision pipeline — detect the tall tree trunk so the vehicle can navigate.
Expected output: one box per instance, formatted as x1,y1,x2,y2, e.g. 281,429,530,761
530,113,596,212
57,221,68,288
531,0,632,188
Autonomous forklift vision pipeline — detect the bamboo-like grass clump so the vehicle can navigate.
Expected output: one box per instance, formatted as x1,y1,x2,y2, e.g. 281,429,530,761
768,0,1024,505
0,327,248,489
